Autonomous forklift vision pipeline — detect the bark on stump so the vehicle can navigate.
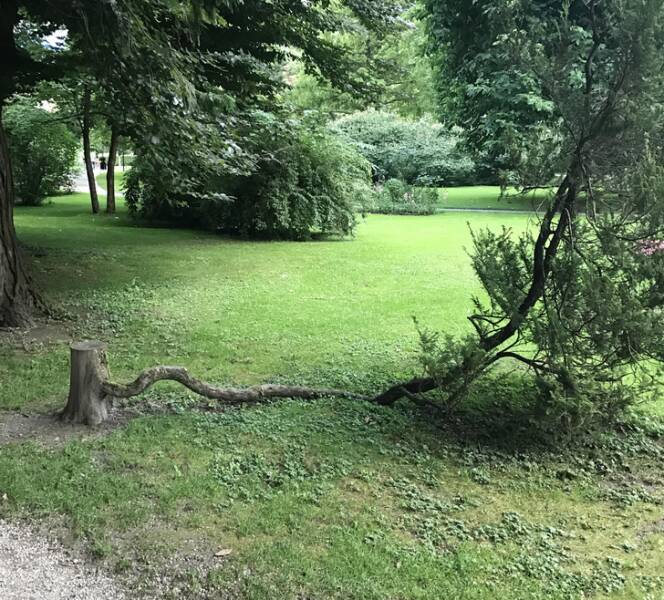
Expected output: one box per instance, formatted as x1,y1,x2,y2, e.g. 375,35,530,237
60,341,111,425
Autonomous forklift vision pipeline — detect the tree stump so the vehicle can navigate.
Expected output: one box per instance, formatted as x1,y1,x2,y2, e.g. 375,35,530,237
58,340,369,426
60,341,111,425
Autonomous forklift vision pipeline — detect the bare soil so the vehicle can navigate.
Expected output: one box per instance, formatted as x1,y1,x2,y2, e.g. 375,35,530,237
0,410,134,447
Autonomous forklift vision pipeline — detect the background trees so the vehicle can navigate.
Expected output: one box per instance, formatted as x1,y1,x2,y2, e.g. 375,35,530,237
126,112,372,239
331,110,475,186
0,0,182,326
285,6,437,119
123,0,405,237
0,0,403,326
3,97,78,205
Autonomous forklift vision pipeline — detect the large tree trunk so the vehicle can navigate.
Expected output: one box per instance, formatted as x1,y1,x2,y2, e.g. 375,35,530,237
106,125,119,214
81,88,99,214
0,107,39,327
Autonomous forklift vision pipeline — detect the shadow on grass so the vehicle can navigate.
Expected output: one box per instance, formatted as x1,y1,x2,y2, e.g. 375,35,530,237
388,371,662,459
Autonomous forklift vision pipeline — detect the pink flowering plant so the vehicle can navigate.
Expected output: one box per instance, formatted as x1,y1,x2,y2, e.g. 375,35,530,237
640,240,664,256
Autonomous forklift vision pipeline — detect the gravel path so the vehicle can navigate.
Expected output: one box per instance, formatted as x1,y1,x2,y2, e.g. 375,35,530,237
72,167,106,196
0,520,126,599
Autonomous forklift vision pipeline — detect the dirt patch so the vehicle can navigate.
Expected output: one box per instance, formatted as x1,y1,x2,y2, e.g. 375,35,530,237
0,410,135,448
108,520,238,600
638,517,664,541
0,319,73,351
604,471,664,495
0,398,202,448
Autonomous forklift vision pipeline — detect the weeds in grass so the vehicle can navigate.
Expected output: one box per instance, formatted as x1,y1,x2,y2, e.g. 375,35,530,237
2,196,663,598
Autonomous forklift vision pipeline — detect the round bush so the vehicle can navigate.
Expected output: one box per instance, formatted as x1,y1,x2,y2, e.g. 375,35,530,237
126,113,372,239
330,110,476,187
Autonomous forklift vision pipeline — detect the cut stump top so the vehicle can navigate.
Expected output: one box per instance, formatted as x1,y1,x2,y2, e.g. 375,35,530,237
70,340,107,351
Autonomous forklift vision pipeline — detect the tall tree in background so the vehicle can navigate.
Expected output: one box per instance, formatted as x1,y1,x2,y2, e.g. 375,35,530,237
105,122,120,214
286,5,437,119
378,0,664,423
38,79,126,214
80,85,99,213
123,0,404,222
1,0,249,325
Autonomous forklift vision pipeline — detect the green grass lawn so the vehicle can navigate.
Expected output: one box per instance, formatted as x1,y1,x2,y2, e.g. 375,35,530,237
439,186,553,210
1,193,662,599
3,193,537,414
95,167,126,192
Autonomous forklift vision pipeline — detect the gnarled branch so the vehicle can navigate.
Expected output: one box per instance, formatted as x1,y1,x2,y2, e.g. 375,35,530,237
102,366,369,403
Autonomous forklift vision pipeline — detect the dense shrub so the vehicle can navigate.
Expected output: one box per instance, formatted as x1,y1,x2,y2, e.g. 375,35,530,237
126,113,372,239
4,99,78,205
124,97,245,226
217,118,370,238
363,179,438,215
330,110,475,186
413,149,664,433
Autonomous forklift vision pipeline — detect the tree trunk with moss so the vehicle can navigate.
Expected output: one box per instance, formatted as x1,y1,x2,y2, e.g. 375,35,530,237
0,106,39,327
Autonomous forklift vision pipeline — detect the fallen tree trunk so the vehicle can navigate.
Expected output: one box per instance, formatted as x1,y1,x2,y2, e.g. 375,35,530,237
61,340,369,425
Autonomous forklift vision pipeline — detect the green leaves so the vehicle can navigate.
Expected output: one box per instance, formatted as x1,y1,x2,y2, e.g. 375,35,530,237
127,111,369,238
411,0,664,427
4,97,78,205
331,110,475,186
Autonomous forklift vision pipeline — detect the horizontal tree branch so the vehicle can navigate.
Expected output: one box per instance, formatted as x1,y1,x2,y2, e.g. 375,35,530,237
373,376,437,405
101,365,370,404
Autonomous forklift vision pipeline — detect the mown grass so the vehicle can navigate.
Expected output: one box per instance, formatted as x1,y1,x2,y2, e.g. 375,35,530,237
438,186,553,210
1,192,663,599
3,192,536,413
95,167,126,193
1,395,662,599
